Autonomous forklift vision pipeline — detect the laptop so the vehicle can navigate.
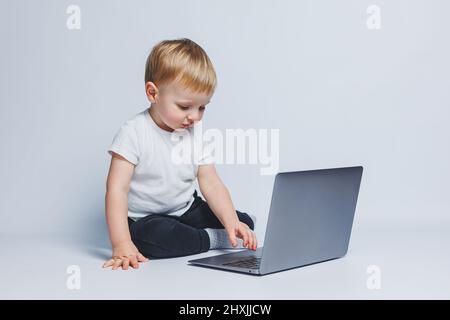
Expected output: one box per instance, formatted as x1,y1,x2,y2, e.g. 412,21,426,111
188,166,363,276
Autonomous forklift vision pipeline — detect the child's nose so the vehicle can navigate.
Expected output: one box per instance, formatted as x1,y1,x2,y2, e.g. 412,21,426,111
187,110,201,122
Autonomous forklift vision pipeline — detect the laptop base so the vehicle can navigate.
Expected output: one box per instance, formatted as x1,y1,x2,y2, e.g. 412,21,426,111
188,248,263,275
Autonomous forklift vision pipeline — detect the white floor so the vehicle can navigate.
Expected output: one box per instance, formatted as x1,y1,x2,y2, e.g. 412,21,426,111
1,225,449,300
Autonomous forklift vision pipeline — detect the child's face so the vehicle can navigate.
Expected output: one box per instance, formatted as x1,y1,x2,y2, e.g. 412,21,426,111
146,81,212,132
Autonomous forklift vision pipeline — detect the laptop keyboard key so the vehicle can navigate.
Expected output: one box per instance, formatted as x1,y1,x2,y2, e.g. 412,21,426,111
222,257,261,269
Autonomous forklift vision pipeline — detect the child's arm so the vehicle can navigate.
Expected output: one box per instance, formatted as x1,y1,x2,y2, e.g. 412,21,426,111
102,152,148,270
198,164,257,251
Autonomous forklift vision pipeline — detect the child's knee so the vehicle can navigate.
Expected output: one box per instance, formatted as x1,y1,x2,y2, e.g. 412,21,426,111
237,211,255,230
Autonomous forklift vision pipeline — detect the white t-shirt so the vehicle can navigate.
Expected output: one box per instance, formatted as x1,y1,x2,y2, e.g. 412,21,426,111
107,108,215,220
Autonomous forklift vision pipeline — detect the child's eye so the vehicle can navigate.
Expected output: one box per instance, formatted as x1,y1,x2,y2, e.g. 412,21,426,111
177,105,189,110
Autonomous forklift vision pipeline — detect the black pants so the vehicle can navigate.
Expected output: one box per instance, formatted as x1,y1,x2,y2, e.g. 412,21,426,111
128,190,254,259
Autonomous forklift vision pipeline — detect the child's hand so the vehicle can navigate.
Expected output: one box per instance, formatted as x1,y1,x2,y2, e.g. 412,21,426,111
102,240,149,270
225,221,258,251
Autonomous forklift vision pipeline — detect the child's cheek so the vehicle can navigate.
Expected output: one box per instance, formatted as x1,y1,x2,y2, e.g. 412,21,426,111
165,111,184,126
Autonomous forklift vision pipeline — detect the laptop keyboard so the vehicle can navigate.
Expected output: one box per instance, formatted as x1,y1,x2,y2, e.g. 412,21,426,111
222,257,261,269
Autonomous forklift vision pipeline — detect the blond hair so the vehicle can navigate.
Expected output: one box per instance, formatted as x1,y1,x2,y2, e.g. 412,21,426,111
144,38,217,95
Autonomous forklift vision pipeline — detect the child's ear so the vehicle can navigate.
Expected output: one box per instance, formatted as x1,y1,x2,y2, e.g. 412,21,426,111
145,82,158,103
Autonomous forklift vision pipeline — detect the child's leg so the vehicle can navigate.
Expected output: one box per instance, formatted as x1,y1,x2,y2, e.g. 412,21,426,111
128,215,210,259
179,191,255,230
178,193,256,250
179,191,257,250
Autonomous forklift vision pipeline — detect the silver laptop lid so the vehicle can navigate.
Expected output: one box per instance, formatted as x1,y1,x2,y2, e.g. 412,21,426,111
259,166,363,275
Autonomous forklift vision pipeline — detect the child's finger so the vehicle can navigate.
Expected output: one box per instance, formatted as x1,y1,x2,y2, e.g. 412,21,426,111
227,231,238,247
112,259,122,270
240,228,249,247
122,258,130,270
103,259,114,268
246,229,253,248
242,228,249,248
130,256,139,269
251,231,257,250
137,253,149,262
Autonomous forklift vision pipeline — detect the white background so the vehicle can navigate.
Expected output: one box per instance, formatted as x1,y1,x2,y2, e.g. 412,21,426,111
0,0,449,299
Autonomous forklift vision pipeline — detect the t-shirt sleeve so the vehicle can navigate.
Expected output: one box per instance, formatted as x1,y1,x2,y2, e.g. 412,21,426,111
107,123,140,165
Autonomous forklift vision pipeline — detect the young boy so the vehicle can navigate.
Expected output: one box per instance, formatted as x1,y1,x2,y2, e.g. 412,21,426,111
103,38,258,270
